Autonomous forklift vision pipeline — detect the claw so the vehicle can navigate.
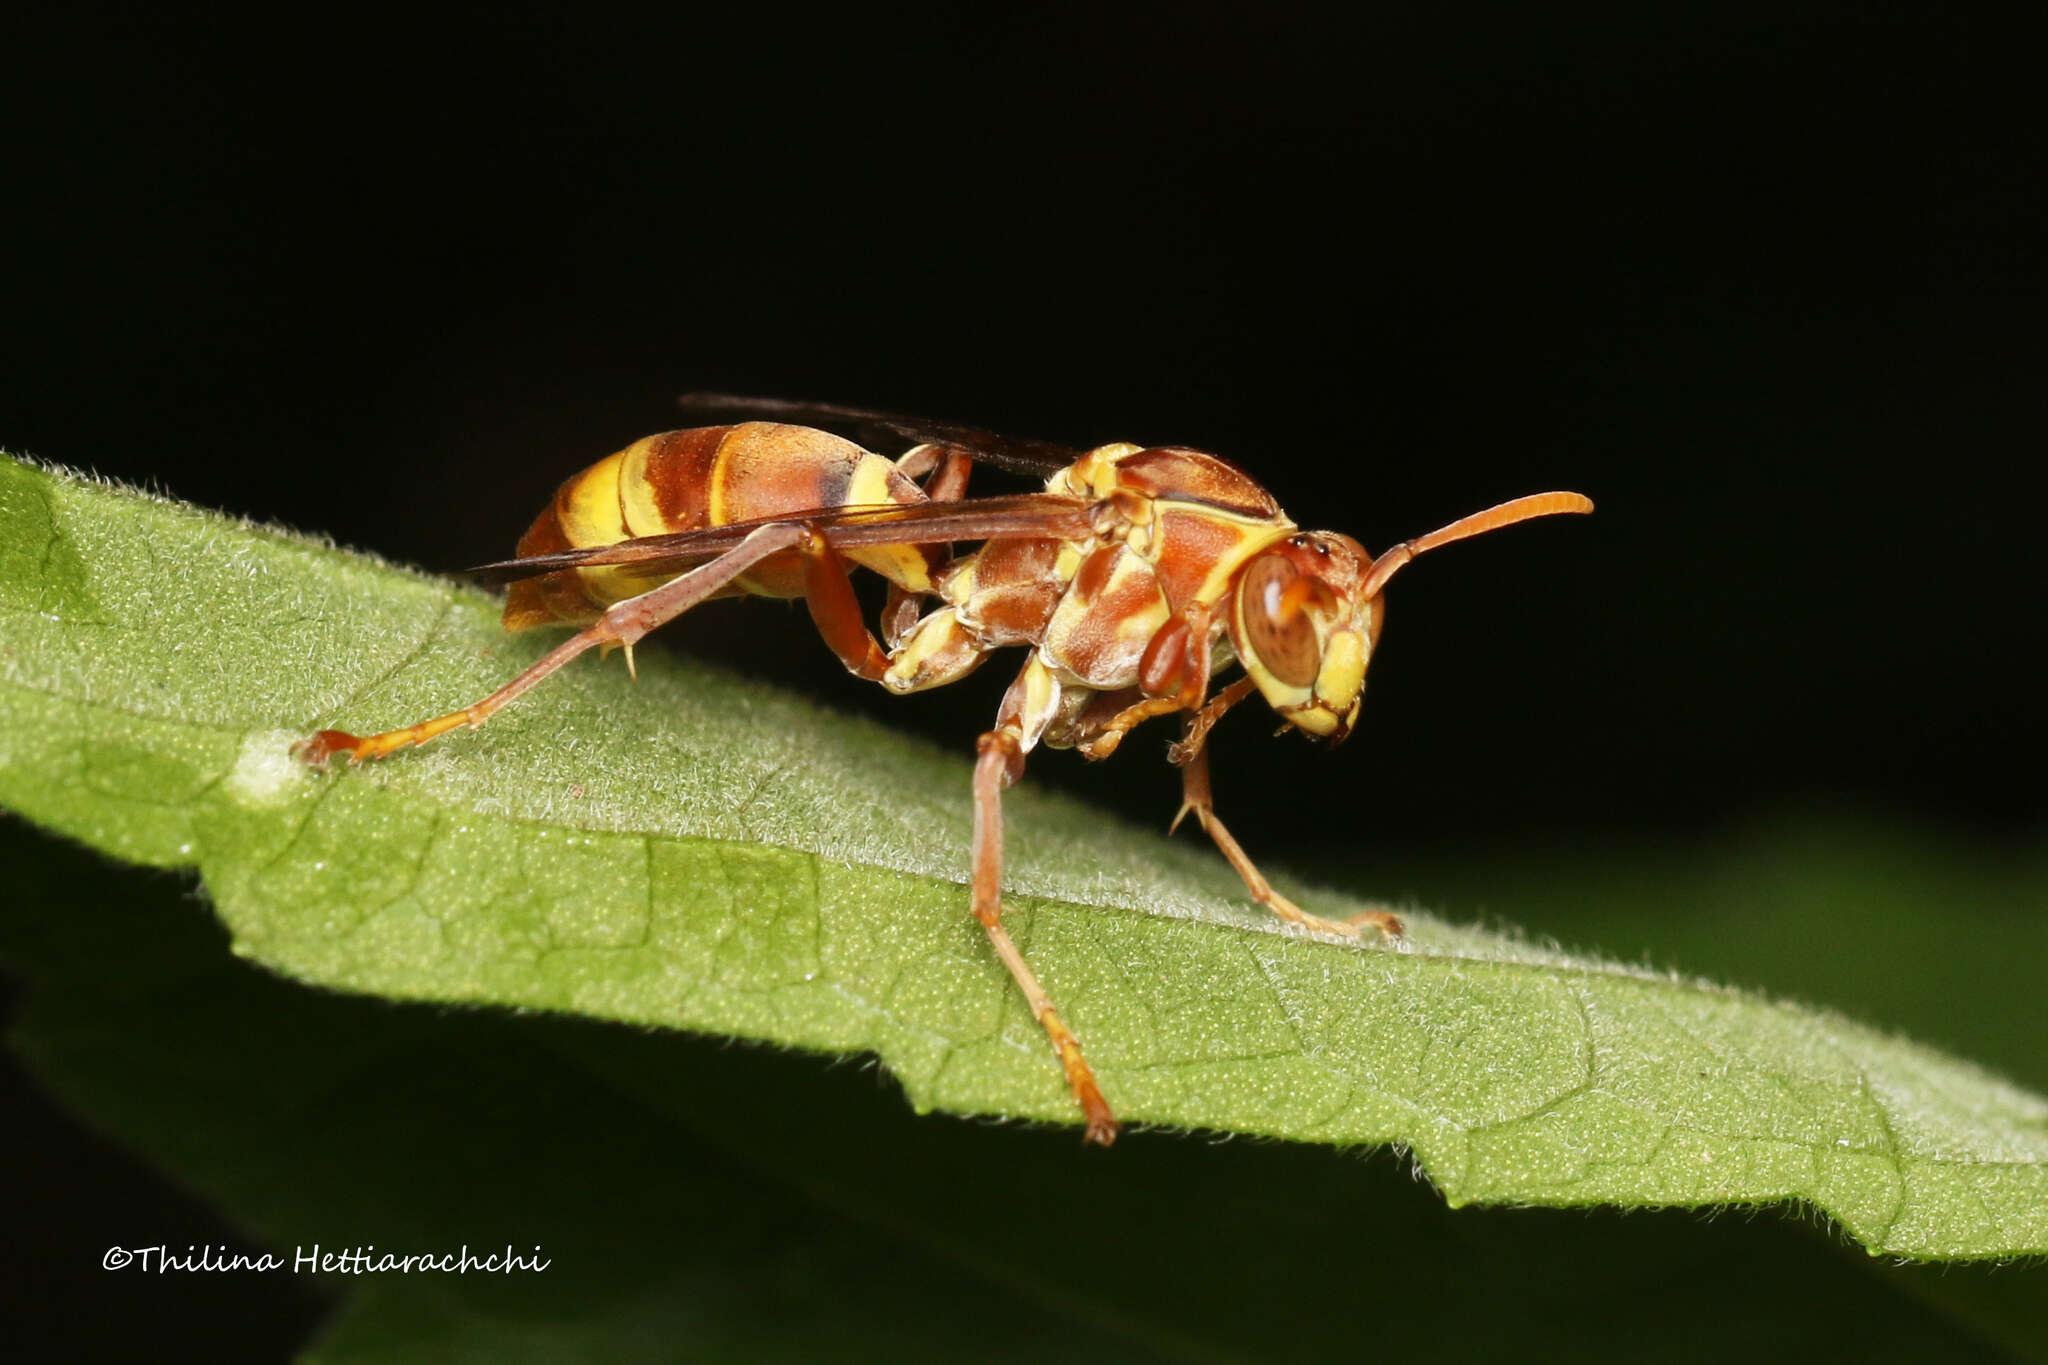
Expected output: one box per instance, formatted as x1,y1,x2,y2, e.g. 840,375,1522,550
1346,909,1406,939
1078,731,1123,761
1268,890,1363,939
293,729,364,767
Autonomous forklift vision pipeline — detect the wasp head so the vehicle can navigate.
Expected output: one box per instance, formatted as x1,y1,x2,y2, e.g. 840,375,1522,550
1226,533,1380,743
1225,491,1597,744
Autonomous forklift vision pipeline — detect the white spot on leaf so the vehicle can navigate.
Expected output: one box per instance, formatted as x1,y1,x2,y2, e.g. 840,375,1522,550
226,729,310,807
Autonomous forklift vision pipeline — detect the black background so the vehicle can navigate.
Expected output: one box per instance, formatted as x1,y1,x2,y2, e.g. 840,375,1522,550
7,4,2042,853
3,6,2044,1358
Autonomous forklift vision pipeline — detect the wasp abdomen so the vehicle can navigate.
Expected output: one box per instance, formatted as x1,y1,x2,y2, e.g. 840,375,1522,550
503,422,935,631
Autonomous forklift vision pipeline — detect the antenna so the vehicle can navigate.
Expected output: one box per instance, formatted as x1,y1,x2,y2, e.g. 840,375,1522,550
1359,491,1593,600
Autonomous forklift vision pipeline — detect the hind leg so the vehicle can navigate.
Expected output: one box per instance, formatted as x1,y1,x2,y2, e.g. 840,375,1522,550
298,522,807,764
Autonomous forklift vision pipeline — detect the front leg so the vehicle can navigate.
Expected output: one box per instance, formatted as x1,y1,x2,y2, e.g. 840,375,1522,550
1075,603,1216,761
1175,743,1404,940
1074,696,1183,760
1166,676,1256,767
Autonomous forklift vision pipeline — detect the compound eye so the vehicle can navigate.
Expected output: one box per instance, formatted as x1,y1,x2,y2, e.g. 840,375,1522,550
1241,554,1320,688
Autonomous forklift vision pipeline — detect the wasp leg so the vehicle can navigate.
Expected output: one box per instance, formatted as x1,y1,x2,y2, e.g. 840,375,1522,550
799,529,895,680
297,523,808,765
797,522,998,689
1074,697,1183,761
883,445,974,647
1174,744,1404,940
1165,677,1257,767
973,724,1118,1146
892,442,974,502
1079,605,1219,761
882,587,924,653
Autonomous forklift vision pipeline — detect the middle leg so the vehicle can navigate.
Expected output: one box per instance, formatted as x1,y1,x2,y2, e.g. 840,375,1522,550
973,726,1118,1145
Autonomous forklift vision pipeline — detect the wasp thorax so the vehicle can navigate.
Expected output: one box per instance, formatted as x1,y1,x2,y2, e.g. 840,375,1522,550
1228,533,1377,742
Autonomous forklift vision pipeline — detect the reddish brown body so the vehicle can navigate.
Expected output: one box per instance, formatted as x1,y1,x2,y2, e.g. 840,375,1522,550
299,397,1593,1145
504,422,940,628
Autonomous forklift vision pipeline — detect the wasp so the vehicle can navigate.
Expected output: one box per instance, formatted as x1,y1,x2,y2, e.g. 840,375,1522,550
299,395,1592,1145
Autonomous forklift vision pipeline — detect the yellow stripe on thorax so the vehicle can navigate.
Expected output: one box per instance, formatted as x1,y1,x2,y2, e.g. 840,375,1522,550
1199,518,1293,604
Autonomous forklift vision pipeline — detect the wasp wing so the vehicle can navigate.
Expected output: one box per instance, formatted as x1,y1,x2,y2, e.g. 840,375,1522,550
467,492,1091,584
675,392,1085,478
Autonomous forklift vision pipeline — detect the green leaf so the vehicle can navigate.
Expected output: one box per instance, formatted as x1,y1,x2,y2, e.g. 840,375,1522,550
12,817,2041,1362
3,452,2046,1263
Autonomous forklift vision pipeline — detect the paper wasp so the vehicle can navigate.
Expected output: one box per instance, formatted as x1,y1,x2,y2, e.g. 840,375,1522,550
298,394,1592,1145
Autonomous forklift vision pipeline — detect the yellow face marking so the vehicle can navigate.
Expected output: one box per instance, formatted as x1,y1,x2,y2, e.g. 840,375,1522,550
1289,706,1339,737
1315,630,1366,711
1244,664,1313,715
1274,633,1367,740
